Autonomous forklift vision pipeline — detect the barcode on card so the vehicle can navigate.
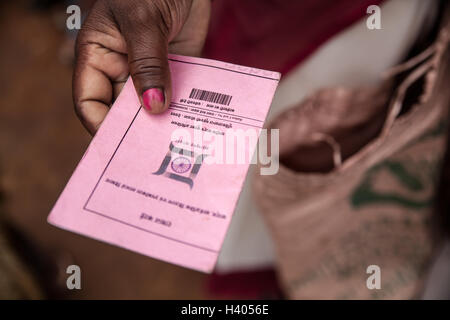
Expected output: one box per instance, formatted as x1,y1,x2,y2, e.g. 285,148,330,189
189,88,232,106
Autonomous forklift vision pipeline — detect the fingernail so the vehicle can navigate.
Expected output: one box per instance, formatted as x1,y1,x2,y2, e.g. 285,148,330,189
142,88,164,112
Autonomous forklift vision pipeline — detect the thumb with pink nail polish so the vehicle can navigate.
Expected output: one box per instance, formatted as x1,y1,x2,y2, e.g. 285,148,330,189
142,88,165,112
126,18,172,114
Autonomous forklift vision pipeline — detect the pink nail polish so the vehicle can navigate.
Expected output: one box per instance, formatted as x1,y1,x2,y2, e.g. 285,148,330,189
142,88,164,111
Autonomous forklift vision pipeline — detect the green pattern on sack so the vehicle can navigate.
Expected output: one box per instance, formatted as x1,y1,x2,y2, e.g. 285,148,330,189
351,160,432,209
351,119,446,209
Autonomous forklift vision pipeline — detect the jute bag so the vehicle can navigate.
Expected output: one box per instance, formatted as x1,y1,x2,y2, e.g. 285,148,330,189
253,12,450,299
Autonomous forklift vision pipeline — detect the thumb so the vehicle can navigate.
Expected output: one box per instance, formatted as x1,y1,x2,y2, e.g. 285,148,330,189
126,26,171,114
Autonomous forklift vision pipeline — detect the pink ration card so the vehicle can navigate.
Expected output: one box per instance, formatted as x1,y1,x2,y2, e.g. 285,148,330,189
48,54,280,272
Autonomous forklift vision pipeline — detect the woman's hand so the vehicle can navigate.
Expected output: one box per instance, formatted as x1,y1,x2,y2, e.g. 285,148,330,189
73,0,210,134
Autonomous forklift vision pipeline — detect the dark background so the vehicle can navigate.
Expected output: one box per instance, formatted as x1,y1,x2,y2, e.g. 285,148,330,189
0,0,220,299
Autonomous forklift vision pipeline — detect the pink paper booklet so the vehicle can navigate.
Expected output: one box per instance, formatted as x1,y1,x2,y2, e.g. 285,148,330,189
48,54,280,272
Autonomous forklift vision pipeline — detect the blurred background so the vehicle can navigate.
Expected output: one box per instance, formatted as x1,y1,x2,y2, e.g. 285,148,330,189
0,0,222,299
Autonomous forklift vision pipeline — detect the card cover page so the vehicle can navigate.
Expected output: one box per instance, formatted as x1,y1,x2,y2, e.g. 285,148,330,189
48,54,280,272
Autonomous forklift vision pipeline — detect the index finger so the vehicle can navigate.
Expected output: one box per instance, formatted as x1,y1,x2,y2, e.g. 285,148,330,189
73,40,129,135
